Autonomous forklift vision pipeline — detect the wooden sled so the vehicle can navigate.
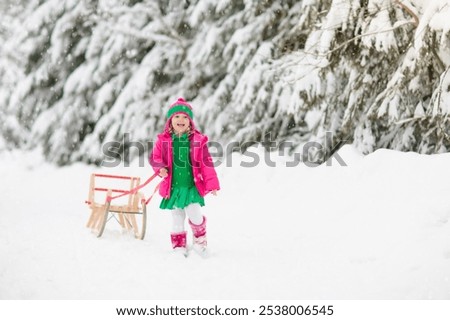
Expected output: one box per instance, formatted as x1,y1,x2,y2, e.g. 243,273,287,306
85,173,159,240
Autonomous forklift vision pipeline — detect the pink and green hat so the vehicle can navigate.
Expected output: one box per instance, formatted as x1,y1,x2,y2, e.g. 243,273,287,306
167,97,194,119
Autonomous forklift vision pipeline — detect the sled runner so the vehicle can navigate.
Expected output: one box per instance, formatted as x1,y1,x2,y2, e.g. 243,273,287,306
85,173,159,240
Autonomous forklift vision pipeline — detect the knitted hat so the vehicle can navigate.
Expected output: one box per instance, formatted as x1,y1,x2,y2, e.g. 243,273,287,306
167,97,194,119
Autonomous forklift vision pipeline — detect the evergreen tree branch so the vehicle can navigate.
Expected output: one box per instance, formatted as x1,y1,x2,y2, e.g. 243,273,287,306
430,32,445,74
304,20,416,58
99,3,186,49
394,0,419,27
432,65,450,117
106,24,179,45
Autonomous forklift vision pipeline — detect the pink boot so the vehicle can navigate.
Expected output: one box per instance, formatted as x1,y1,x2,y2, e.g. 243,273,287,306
189,217,207,253
170,231,187,256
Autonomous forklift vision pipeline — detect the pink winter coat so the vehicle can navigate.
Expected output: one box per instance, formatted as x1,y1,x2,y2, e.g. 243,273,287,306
149,128,220,199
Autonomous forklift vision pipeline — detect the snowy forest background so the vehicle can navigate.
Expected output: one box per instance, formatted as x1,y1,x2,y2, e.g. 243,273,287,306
1,0,450,165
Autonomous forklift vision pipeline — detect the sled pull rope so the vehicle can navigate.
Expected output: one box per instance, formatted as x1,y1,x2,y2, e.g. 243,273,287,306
145,181,162,205
106,172,160,203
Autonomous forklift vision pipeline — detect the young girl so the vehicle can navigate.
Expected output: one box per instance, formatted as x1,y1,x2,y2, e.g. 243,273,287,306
149,97,220,256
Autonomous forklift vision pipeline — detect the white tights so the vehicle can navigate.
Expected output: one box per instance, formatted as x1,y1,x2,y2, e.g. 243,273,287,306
171,203,204,233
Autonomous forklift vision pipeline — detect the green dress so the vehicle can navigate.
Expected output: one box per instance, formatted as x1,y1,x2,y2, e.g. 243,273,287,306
159,133,205,210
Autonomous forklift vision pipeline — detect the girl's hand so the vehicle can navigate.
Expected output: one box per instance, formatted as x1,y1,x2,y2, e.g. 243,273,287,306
211,190,218,196
159,168,168,178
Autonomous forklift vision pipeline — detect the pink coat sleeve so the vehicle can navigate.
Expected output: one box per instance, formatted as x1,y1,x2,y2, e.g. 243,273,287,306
200,138,220,192
149,136,167,174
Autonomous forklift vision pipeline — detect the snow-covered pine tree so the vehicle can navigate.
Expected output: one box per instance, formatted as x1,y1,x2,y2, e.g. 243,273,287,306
0,0,28,151
267,0,450,158
353,0,450,154
1,0,311,164
1,0,449,165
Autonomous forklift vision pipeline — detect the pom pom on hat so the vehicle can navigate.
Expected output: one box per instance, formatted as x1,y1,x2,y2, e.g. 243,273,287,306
167,97,194,119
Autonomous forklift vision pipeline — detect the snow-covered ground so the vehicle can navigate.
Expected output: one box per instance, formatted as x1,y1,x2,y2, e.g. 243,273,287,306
0,145,450,299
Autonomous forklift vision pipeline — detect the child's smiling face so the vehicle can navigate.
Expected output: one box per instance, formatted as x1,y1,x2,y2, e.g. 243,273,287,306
171,113,190,134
